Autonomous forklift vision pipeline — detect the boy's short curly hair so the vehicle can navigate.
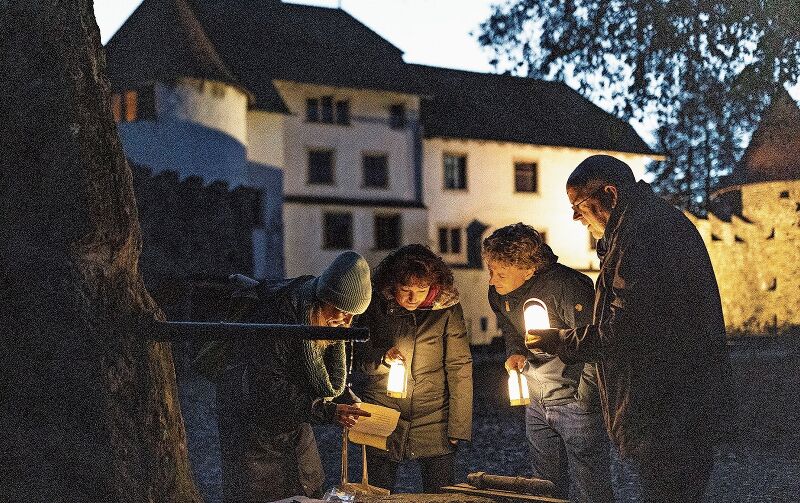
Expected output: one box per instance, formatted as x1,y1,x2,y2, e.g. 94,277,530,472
373,244,454,298
482,223,557,270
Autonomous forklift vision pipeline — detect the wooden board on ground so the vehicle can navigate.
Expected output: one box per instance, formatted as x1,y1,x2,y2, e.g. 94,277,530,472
442,483,569,503
355,493,494,503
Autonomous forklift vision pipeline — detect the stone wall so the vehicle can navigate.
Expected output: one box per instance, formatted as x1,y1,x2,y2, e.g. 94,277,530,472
689,180,800,334
132,163,260,309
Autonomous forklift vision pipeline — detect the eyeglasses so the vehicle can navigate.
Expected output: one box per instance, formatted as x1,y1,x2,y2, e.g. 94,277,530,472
570,186,605,215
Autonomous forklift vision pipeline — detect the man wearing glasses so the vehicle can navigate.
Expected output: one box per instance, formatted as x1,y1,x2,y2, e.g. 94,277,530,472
527,155,733,502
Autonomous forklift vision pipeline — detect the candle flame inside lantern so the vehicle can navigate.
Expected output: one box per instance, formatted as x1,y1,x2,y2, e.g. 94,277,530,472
387,360,407,398
508,369,530,406
523,298,550,332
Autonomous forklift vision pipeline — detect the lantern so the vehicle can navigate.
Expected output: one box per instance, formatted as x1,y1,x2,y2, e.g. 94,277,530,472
523,298,550,331
387,360,407,398
508,369,530,406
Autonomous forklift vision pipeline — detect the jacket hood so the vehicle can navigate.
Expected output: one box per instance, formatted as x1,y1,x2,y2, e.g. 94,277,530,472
605,180,654,242
382,283,460,312
427,283,460,310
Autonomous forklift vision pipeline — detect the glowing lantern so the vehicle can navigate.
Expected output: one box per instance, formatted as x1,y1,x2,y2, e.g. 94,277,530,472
387,360,407,398
523,298,550,331
508,369,530,406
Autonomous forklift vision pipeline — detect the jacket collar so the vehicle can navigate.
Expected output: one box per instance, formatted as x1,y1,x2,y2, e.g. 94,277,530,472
604,180,653,242
497,262,556,303
380,284,460,316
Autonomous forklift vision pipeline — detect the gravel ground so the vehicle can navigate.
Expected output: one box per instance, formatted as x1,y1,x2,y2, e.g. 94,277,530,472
178,334,800,502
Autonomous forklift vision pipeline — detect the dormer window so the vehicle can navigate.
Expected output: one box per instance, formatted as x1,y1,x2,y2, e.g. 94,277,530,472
389,104,406,129
306,96,350,125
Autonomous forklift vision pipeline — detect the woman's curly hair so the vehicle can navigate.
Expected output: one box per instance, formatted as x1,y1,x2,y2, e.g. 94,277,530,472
482,223,557,270
373,244,454,298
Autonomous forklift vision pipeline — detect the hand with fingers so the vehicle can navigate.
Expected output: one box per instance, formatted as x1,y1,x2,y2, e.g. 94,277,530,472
335,403,371,429
526,328,563,355
384,346,405,365
504,354,527,372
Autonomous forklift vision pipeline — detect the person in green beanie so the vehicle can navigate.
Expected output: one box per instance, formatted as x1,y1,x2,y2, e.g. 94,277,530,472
216,251,373,503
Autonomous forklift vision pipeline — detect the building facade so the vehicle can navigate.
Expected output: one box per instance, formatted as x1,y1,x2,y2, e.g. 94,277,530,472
270,81,427,276
423,139,650,343
106,0,661,343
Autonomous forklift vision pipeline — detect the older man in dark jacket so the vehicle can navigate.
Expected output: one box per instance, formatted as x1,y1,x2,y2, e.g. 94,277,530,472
527,155,734,502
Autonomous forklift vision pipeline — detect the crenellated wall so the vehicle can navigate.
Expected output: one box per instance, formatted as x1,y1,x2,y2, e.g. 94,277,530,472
689,180,800,333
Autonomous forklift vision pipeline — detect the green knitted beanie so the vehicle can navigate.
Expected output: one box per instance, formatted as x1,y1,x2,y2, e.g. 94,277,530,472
315,251,372,314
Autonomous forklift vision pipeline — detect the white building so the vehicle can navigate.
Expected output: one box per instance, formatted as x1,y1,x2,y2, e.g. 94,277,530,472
272,81,427,275
414,65,658,343
106,0,660,343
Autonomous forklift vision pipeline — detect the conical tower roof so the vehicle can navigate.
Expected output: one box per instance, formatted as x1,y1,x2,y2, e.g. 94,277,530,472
105,0,250,100
739,87,800,183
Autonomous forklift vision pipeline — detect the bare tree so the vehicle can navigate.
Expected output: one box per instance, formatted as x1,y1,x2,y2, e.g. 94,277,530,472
0,2,202,501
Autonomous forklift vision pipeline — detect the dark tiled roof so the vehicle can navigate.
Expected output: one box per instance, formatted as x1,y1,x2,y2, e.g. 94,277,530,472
105,0,232,86
412,64,658,156
105,0,656,155
737,88,800,184
187,1,419,104
105,0,283,110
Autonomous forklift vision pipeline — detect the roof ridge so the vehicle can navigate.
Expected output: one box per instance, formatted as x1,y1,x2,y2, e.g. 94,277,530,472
410,63,550,84
178,0,242,84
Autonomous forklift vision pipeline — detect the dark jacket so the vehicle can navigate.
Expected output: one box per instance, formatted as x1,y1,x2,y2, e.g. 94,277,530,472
217,276,343,502
553,181,734,457
489,262,599,406
355,287,473,461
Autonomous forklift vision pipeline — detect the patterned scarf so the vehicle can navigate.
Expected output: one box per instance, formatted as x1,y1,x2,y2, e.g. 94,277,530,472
298,279,347,399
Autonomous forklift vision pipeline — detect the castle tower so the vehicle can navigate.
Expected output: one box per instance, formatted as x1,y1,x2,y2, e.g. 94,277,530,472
695,88,800,333
105,0,286,279
105,0,253,186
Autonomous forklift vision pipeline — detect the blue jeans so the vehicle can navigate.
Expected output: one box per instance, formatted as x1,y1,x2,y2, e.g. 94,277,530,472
525,399,614,502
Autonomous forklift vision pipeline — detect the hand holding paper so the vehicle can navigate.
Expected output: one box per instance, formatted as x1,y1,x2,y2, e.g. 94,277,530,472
347,403,400,450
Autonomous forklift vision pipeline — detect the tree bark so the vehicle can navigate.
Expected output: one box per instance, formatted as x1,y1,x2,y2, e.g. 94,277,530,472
0,2,201,502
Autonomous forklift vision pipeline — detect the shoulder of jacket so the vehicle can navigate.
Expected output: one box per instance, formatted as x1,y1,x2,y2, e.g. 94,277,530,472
550,263,593,288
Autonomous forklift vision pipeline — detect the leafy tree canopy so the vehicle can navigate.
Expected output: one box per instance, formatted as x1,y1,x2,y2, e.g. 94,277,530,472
478,0,800,213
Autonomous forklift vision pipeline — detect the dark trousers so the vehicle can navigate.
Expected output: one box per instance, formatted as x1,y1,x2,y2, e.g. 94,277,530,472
217,367,324,503
629,440,714,503
366,451,455,493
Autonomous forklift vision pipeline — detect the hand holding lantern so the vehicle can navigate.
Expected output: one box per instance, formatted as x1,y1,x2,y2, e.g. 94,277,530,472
506,298,549,407
523,298,562,354
386,347,408,398
508,368,530,406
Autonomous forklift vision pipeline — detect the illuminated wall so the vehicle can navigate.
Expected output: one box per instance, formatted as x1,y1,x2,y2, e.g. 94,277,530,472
689,180,800,333
422,139,653,344
116,78,285,280
268,80,429,278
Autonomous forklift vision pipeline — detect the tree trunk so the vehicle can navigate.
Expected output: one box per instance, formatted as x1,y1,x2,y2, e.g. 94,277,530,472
0,2,202,502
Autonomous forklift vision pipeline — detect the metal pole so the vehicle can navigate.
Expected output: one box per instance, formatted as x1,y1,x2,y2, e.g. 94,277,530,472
362,443,368,485
341,427,349,485
150,320,370,343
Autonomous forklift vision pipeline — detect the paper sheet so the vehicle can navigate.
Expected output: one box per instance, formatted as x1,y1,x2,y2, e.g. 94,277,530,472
347,402,400,450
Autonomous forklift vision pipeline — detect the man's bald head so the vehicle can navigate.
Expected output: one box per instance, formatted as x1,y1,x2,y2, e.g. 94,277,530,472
566,155,636,190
